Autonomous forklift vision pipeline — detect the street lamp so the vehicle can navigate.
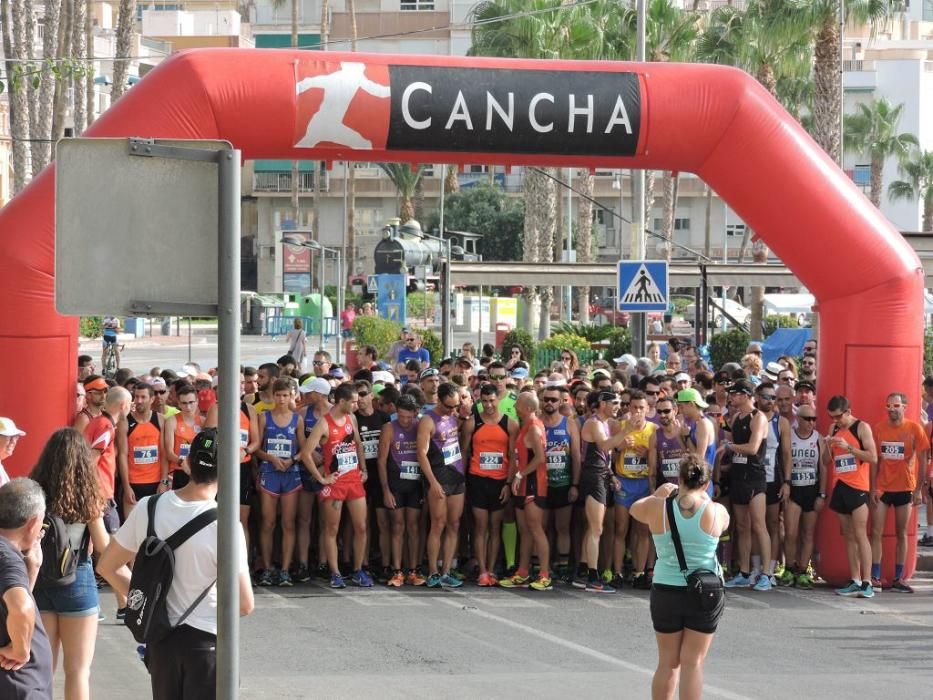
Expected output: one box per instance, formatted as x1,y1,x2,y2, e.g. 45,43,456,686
280,235,343,362
420,229,452,358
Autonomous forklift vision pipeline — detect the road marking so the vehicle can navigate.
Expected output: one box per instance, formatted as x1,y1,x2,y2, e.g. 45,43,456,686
434,598,752,700
348,594,430,607
253,590,302,609
721,592,771,609
466,595,550,608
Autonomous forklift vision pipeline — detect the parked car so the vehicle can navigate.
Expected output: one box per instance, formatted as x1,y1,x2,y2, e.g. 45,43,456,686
684,298,751,329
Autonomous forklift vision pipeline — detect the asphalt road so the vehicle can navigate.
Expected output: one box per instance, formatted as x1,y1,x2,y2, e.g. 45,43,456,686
75,573,933,700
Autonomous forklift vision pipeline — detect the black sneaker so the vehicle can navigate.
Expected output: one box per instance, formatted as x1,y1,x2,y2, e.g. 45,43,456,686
116,607,127,621
295,564,311,583
315,563,330,580
890,579,914,593
633,572,652,590
95,573,109,590
257,569,275,587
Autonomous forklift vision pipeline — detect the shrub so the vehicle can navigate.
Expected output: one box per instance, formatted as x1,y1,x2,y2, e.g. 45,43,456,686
501,328,536,361
604,327,633,359
709,327,750,370
80,316,102,338
537,332,591,353
351,316,402,358
407,291,436,322
925,329,933,378
762,313,799,338
420,328,443,364
554,321,613,342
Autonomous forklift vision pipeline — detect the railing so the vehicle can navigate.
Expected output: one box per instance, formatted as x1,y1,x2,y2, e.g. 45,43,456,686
843,59,867,72
252,172,328,193
264,314,338,339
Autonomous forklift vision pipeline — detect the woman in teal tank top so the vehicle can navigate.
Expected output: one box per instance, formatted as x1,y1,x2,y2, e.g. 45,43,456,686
630,454,730,700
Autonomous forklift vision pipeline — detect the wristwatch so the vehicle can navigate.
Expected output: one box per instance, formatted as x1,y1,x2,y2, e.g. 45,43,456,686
818,492,826,499
160,478,171,486
514,472,523,482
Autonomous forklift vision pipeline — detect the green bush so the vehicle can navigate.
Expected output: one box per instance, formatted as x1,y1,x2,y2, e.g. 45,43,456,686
537,332,591,353
501,328,536,361
406,291,436,322
762,313,799,338
709,328,750,370
604,327,633,359
925,329,933,378
351,316,402,358
80,316,102,338
554,321,614,342
420,328,443,364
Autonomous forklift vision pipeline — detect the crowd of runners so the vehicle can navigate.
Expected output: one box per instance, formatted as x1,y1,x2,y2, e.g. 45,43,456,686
55,330,933,603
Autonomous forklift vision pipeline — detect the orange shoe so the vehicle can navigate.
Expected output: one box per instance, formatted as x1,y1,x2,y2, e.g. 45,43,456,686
478,571,498,587
406,569,427,586
388,570,405,587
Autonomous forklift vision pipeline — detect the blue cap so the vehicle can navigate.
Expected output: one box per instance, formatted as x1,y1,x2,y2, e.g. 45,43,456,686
510,367,529,379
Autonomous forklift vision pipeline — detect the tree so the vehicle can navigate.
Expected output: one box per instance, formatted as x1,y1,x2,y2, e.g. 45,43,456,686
111,0,134,103
425,183,524,261
888,149,933,233
5,0,33,192
71,0,87,135
844,98,917,208
345,0,358,278
379,163,425,222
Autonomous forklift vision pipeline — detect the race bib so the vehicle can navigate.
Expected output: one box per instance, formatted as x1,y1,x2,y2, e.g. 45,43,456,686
791,468,817,487
399,460,421,481
178,443,191,459
362,438,379,460
267,438,292,459
546,450,567,470
623,454,648,476
239,428,249,448
880,441,905,461
442,442,462,466
479,452,504,471
732,454,748,465
336,450,359,474
834,454,857,474
661,458,680,480
133,445,158,465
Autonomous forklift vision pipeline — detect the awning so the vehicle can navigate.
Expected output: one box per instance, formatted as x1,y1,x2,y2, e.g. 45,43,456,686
763,293,815,315
253,160,315,173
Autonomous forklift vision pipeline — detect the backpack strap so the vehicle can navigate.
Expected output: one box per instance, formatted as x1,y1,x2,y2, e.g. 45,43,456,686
146,493,163,539
174,578,217,629
164,508,218,551
666,495,690,577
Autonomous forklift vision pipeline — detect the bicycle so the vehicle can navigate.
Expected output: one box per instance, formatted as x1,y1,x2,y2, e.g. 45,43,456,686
102,337,124,379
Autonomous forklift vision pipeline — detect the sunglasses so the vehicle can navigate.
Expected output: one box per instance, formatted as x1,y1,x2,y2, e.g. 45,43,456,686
443,402,461,409
799,416,817,422
657,408,673,415
541,396,560,403
758,394,776,400
357,391,370,397
619,401,630,408
828,412,846,420
154,390,168,395
644,390,659,396
312,360,326,365
489,374,507,381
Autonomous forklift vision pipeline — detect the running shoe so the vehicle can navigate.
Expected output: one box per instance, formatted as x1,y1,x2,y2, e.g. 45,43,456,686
795,573,813,589
835,580,861,597
778,568,796,587
611,572,626,589
97,611,106,622
316,563,330,580
499,573,530,589
449,568,467,581
890,579,914,593
870,577,883,591
440,573,464,588
330,573,346,589
406,570,427,586
724,573,752,589
377,566,392,585
95,572,108,590
600,568,613,584
278,570,294,587
294,564,311,583
918,534,933,547
388,570,405,587
585,579,615,594
478,572,498,587
136,645,147,662
858,582,875,599
352,569,374,587
632,573,651,590
116,607,127,621
530,576,553,591
257,569,275,587
753,574,773,591
572,573,588,589
426,573,443,588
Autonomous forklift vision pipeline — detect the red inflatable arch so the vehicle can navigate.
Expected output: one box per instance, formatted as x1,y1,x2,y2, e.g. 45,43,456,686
0,49,923,584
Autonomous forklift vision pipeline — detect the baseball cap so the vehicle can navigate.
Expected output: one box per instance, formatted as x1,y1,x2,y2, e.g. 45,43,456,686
83,377,108,392
510,367,529,379
674,372,690,383
372,370,395,386
727,379,755,396
299,377,332,395
613,353,637,368
676,388,708,408
188,428,217,471
420,368,440,380
0,417,25,437
147,377,167,390
194,372,213,384
590,368,611,381
795,379,816,392
328,367,346,380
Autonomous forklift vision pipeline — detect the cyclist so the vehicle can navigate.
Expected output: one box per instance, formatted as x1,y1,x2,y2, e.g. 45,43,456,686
101,315,121,375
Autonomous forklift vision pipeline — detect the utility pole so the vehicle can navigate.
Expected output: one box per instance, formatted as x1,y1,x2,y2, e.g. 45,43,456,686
630,0,647,356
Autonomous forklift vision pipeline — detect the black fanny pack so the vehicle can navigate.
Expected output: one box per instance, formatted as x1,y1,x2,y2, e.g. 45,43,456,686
667,496,724,612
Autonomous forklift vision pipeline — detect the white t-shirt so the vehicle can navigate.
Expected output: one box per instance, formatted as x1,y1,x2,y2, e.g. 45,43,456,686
115,491,248,635
0,462,8,487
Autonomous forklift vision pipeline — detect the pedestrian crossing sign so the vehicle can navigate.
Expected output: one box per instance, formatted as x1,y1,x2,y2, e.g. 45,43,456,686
617,260,668,312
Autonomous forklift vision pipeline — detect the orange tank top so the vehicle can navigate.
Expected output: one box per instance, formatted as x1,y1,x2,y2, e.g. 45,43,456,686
171,414,203,473
127,412,162,484
830,420,869,491
469,413,510,479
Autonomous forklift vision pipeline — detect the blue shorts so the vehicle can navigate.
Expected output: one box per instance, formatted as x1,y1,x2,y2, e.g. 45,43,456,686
259,470,302,496
613,476,651,509
33,560,99,617
300,467,323,494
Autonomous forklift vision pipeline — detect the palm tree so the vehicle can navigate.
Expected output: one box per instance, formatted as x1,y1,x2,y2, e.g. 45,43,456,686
378,163,425,222
111,0,134,103
843,98,917,208
6,0,33,192
71,0,87,135
345,0,358,278
889,149,933,232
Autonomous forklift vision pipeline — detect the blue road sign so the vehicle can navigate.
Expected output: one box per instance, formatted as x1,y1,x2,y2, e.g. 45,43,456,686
618,260,668,312
376,274,407,326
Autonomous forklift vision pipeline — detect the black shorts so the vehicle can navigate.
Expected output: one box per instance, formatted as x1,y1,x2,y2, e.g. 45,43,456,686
790,486,819,513
365,469,385,509
547,485,571,510
239,461,255,506
830,480,869,515
468,475,507,512
390,481,424,509
880,490,912,508
650,584,724,634
434,464,466,497
580,468,610,506
729,470,766,506
765,480,783,506
512,494,548,510
131,482,159,501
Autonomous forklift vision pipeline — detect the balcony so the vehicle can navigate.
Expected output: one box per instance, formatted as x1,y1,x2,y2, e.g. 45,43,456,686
252,171,328,193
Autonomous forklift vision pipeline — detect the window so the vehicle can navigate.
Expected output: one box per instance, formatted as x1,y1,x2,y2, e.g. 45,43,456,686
401,0,434,9
925,1,933,22
355,208,387,237
725,224,746,237
852,164,870,187
652,217,690,231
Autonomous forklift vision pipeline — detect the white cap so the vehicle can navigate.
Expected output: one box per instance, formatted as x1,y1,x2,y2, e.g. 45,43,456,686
299,377,332,395
674,372,690,383
372,370,396,386
0,417,26,437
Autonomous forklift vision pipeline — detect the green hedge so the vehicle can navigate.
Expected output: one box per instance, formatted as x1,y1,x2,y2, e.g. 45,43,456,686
420,328,443,364
80,316,103,338
709,327,750,370
500,328,536,362
351,316,401,358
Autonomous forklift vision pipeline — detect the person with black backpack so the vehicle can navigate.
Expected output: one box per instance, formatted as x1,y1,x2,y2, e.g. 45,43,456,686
30,428,120,700
98,427,254,700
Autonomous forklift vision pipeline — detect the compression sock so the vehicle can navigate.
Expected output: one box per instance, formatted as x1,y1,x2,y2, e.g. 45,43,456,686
768,560,777,575
502,522,517,569
895,563,904,580
871,563,881,580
